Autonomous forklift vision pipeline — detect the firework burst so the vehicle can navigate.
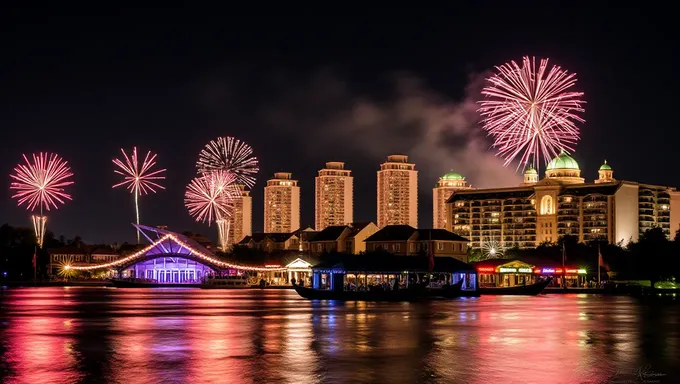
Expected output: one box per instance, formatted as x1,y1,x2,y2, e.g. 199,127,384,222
478,56,585,170
113,147,166,243
10,152,74,212
184,171,239,224
10,152,74,248
482,238,504,259
196,137,259,188
185,171,240,250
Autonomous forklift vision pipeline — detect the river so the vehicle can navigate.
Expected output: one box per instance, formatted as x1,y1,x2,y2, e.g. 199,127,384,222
0,287,678,383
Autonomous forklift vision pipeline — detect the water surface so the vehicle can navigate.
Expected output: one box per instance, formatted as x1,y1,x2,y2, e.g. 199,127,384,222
1,287,678,383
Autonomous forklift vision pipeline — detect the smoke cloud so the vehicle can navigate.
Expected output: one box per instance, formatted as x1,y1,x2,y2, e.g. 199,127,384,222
260,70,521,189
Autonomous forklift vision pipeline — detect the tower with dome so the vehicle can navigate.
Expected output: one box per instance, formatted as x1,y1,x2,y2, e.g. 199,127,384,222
447,151,679,249
433,171,473,229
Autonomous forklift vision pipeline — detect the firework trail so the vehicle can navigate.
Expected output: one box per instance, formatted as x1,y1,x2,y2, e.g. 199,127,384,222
197,137,259,188
113,147,166,243
478,56,585,170
9,152,74,248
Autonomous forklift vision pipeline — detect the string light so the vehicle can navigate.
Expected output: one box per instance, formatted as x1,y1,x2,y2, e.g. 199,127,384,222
69,234,287,272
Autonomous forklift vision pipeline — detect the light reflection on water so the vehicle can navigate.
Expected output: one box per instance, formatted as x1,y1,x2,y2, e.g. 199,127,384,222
1,288,679,383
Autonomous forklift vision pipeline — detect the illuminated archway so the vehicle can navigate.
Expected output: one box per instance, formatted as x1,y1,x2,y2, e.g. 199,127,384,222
540,195,554,215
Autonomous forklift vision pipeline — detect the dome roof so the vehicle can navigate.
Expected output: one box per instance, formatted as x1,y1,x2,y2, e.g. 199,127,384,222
599,160,612,171
442,172,465,180
524,165,538,175
546,150,580,171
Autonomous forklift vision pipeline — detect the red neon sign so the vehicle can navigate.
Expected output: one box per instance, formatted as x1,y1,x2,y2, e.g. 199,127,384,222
534,268,541,274
477,267,495,273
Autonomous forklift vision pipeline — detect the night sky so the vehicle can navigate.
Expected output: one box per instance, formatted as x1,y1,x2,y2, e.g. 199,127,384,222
1,5,677,244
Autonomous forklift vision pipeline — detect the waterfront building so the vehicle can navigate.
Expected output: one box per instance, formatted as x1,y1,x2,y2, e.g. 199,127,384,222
90,247,119,264
48,246,120,276
294,226,319,251
264,172,300,233
377,154,418,228
48,247,88,276
364,225,469,262
315,162,353,231
238,232,300,252
433,171,473,229
448,151,680,249
227,185,252,245
311,253,478,292
307,222,379,254
472,259,587,288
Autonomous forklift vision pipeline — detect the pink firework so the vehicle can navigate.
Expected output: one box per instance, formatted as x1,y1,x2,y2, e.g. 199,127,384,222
184,170,239,224
10,152,74,211
478,56,585,170
112,147,166,195
197,137,259,188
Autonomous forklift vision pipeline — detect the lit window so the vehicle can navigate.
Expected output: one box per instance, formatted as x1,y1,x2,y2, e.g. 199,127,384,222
540,195,554,215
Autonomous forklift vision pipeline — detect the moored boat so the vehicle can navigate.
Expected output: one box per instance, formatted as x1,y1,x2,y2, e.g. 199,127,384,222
293,279,465,301
199,275,251,289
479,277,552,296
293,283,426,301
110,278,200,288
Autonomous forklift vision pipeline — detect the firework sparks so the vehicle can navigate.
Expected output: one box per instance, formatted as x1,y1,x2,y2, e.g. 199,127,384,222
10,152,74,211
113,147,166,243
184,171,239,224
113,147,166,195
482,239,504,259
197,137,259,188
478,56,585,170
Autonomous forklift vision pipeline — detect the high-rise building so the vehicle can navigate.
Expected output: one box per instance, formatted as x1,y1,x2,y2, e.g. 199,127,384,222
315,162,353,231
448,151,680,249
433,172,472,229
228,185,252,245
264,172,300,233
377,154,418,228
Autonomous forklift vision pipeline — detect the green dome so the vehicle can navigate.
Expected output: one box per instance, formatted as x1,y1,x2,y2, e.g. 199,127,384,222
524,165,538,175
599,160,612,171
546,150,580,171
442,172,465,180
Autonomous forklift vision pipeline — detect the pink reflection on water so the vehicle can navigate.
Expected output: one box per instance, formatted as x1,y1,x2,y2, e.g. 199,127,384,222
1,288,678,383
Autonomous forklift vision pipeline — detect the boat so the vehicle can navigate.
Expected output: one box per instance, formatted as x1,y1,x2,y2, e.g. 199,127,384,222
200,275,251,289
479,277,552,296
110,278,200,288
293,279,465,301
428,279,465,299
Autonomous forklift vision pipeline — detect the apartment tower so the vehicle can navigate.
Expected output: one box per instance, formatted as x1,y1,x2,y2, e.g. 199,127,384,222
264,172,300,233
377,154,418,228
433,172,472,229
227,185,252,245
315,162,353,231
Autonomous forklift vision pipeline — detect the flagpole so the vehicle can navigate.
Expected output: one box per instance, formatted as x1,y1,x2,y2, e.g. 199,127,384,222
597,244,601,285
562,243,566,289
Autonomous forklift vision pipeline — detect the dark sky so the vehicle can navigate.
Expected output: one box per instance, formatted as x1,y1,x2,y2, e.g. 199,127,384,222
1,4,677,244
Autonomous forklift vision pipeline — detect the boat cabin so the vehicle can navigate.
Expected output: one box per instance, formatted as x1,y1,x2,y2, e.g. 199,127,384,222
310,254,478,294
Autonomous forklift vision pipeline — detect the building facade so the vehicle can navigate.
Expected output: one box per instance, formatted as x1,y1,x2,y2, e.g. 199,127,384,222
433,172,473,229
263,172,300,233
448,151,680,249
307,222,379,254
315,162,353,231
228,185,252,244
364,225,469,262
377,154,418,228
